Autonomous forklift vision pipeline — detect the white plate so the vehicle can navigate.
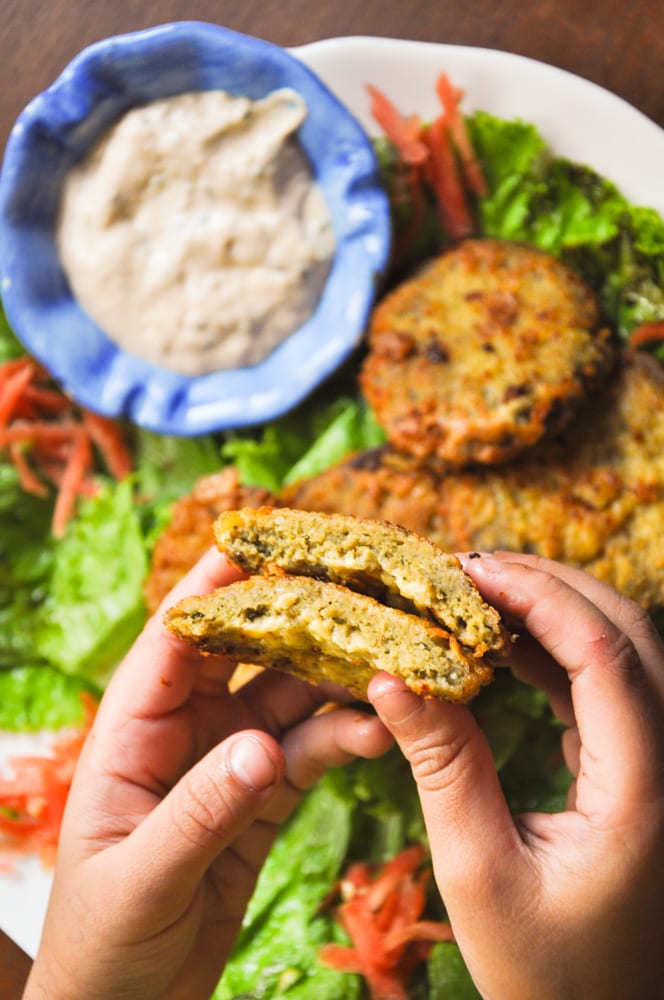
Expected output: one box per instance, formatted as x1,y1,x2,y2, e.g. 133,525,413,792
1,34,663,962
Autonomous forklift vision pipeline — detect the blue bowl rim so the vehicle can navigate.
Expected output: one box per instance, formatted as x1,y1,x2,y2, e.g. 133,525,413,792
0,20,391,436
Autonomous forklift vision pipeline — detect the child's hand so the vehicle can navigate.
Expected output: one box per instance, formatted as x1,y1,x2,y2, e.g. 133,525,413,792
25,547,393,1000
368,553,664,1000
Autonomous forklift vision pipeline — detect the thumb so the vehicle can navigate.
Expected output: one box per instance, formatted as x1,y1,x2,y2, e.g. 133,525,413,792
121,730,285,916
367,673,520,902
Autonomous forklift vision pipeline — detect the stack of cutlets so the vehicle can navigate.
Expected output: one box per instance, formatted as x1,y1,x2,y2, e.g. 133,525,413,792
148,238,664,613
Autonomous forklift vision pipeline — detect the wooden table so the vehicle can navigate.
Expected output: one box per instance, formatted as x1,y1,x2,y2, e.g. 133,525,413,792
0,0,662,994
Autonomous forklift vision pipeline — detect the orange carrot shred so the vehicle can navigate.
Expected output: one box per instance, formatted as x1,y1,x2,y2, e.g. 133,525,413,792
0,360,35,428
8,442,48,496
0,693,97,870
319,845,453,999
629,321,664,348
83,410,133,480
366,84,429,166
435,72,488,197
0,355,132,535
51,428,93,538
424,114,475,240
384,919,456,953
367,70,486,248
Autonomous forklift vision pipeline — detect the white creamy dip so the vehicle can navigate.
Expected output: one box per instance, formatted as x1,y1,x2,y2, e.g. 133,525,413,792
56,88,336,375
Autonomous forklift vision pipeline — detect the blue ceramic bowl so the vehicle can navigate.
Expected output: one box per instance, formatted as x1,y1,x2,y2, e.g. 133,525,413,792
0,22,391,435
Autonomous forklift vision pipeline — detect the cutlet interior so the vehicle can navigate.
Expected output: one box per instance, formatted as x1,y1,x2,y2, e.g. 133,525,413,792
214,508,507,657
165,574,493,702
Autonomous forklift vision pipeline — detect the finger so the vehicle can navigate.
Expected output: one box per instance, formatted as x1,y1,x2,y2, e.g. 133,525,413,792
367,673,520,901
461,554,664,814
113,729,285,924
102,548,246,724
459,553,574,722
260,706,394,824
480,551,664,709
236,667,336,738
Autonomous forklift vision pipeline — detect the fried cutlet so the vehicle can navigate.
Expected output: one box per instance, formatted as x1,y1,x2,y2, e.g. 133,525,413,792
163,574,494,702
213,507,510,657
360,238,616,465
287,352,664,608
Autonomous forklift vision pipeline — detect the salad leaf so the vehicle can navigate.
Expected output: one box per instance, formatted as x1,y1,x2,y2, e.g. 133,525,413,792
132,428,222,508
215,773,361,999
336,747,426,865
33,480,148,687
131,428,223,549
0,304,24,362
283,398,385,487
222,395,386,494
427,942,482,999
0,464,55,670
0,665,96,731
467,110,664,340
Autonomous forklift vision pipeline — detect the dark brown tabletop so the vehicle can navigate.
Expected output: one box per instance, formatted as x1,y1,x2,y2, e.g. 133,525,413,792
1,0,663,994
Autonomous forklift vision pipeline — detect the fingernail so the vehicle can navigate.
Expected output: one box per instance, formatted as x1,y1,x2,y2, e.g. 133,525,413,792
459,553,503,576
369,675,424,725
229,736,278,791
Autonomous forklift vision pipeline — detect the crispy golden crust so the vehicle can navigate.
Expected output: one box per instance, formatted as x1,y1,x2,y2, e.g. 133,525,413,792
213,507,510,658
163,574,494,702
360,239,616,465
287,352,664,608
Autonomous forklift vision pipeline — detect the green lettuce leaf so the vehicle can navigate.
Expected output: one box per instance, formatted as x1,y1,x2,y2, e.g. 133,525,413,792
132,428,222,507
0,464,56,670
0,665,97,731
33,480,148,687
427,942,482,999
0,300,24,362
215,773,361,999
131,428,223,549
222,395,386,493
468,110,664,340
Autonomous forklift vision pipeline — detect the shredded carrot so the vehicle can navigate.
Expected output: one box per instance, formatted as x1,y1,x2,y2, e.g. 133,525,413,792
0,693,97,871
367,70,486,250
0,360,35,428
83,410,133,480
51,427,93,539
0,356,132,535
366,85,429,166
8,442,48,496
424,114,475,240
628,321,664,348
435,73,488,197
22,385,73,415
319,844,454,999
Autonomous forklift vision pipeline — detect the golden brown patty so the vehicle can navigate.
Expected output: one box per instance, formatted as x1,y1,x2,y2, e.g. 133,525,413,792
163,574,494,702
288,352,664,608
214,507,510,657
360,239,616,465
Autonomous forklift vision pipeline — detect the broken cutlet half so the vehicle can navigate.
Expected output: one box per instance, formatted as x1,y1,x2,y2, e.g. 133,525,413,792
163,573,495,702
213,507,511,659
